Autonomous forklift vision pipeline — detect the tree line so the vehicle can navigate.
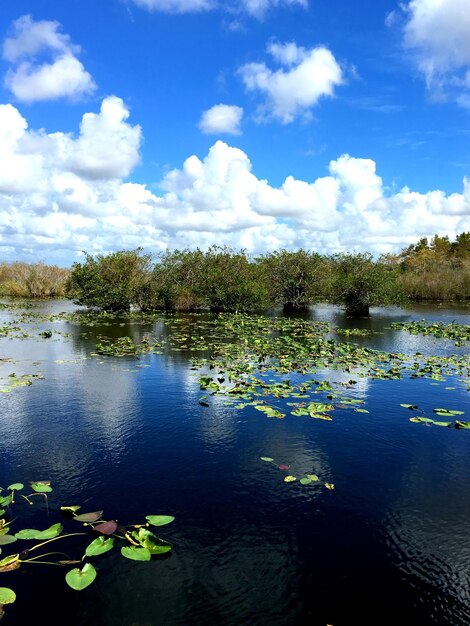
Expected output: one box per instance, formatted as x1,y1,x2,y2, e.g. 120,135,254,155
1,232,468,315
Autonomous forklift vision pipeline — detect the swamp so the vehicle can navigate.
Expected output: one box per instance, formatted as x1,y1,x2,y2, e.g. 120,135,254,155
0,298,469,625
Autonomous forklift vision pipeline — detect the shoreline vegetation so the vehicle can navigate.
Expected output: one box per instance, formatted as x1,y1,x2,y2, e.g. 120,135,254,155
0,232,469,315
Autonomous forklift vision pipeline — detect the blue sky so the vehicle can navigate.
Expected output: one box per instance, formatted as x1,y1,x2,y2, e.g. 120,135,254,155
0,0,469,265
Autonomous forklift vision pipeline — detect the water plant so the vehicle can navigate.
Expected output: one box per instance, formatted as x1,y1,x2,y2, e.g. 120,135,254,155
0,482,174,620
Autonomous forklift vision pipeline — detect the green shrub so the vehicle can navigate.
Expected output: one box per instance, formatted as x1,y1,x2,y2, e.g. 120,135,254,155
66,249,152,311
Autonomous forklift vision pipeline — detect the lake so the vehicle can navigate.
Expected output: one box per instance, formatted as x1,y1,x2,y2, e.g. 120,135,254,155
0,300,469,625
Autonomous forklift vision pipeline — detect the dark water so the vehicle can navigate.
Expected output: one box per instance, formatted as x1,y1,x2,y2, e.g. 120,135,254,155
0,300,469,626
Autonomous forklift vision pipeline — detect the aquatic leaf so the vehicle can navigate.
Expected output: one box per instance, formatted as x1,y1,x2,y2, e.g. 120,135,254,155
60,505,81,514
260,457,274,462
0,555,20,571
305,474,320,482
278,464,289,471
355,408,369,413
121,546,151,561
455,421,470,429
409,416,434,424
400,404,418,410
309,413,333,421
131,528,172,554
433,408,464,416
300,477,313,485
65,563,97,591
7,483,23,491
284,476,297,483
325,483,335,490
15,523,63,540
94,520,118,535
0,536,16,546
74,511,104,523
145,515,175,527
85,536,114,557
30,481,52,493
0,588,16,604
432,421,452,428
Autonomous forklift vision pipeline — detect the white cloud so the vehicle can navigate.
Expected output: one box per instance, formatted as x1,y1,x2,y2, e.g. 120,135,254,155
199,104,243,135
402,0,470,100
0,99,469,264
129,0,306,17
238,42,343,123
2,15,96,103
130,0,214,12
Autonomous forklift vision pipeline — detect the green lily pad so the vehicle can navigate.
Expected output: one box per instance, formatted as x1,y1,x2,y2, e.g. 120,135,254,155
433,408,465,416
260,457,274,462
400,404,418,410
85,536,114,557
30,481,52,493
60,505,81,514
7,483,23,491
455,421,470,429
0,587,16,604
284,475,297,483
145,515,175,527
65,563,97,591
121,546,151,561
131,528,172,554
15,523,63,540
0,535,16,546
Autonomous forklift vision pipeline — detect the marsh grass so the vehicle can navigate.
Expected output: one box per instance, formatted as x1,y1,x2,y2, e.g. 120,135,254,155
0,262,70,298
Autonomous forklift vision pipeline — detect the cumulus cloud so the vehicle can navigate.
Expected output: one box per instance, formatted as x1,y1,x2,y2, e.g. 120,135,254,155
238,42,343,123
0,99,469,264
401,0,470,101
129,0,306,17
2,15,96,103
199,104,243,135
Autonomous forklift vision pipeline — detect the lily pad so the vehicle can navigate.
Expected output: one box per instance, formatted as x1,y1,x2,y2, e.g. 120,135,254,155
30,481,52,493
85,536,114,557
94,521,118,535
284,476,297,483
0,535,16,546
121,546,151,561
145,515,175,527
131,528,172,554
260,457,274,462
0,588,16,604
74,511,104,523
15,523,63,540
65,563,97,591
7,483,23,491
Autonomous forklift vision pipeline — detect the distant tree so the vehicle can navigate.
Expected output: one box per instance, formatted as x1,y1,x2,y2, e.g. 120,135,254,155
200,246,270,312
151,248,206,310
66,248,152,311
257,249,325,310
329,253,404,316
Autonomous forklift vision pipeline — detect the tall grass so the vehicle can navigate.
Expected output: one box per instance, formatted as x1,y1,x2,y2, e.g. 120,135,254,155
0,262,70,298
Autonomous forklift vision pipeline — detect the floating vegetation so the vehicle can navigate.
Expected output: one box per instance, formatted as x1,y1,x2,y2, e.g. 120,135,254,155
391,320,470,346
0,373,44,394
259,456,333,489
336,328,375,337
0,481,174,617
399,404,466,429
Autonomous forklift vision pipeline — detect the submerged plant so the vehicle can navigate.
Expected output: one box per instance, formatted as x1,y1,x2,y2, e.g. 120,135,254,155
0,482,175,620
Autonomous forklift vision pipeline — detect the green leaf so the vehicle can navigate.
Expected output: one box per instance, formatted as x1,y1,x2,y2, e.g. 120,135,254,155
433,408,465,416
131,528,172,554
15,523,63,541
455,421,470,429
0,587,16,604
299,477,313,485
60,505,81,514
260,457,274,462
305,474,320,482
121,546,151,561
85,536,114,557
73,511,104,523
7,483,23,491
0,535,16,546
30,481,52,493
400,404,418,410
284,475,297,483
65,563,97,591
145,515,175,527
